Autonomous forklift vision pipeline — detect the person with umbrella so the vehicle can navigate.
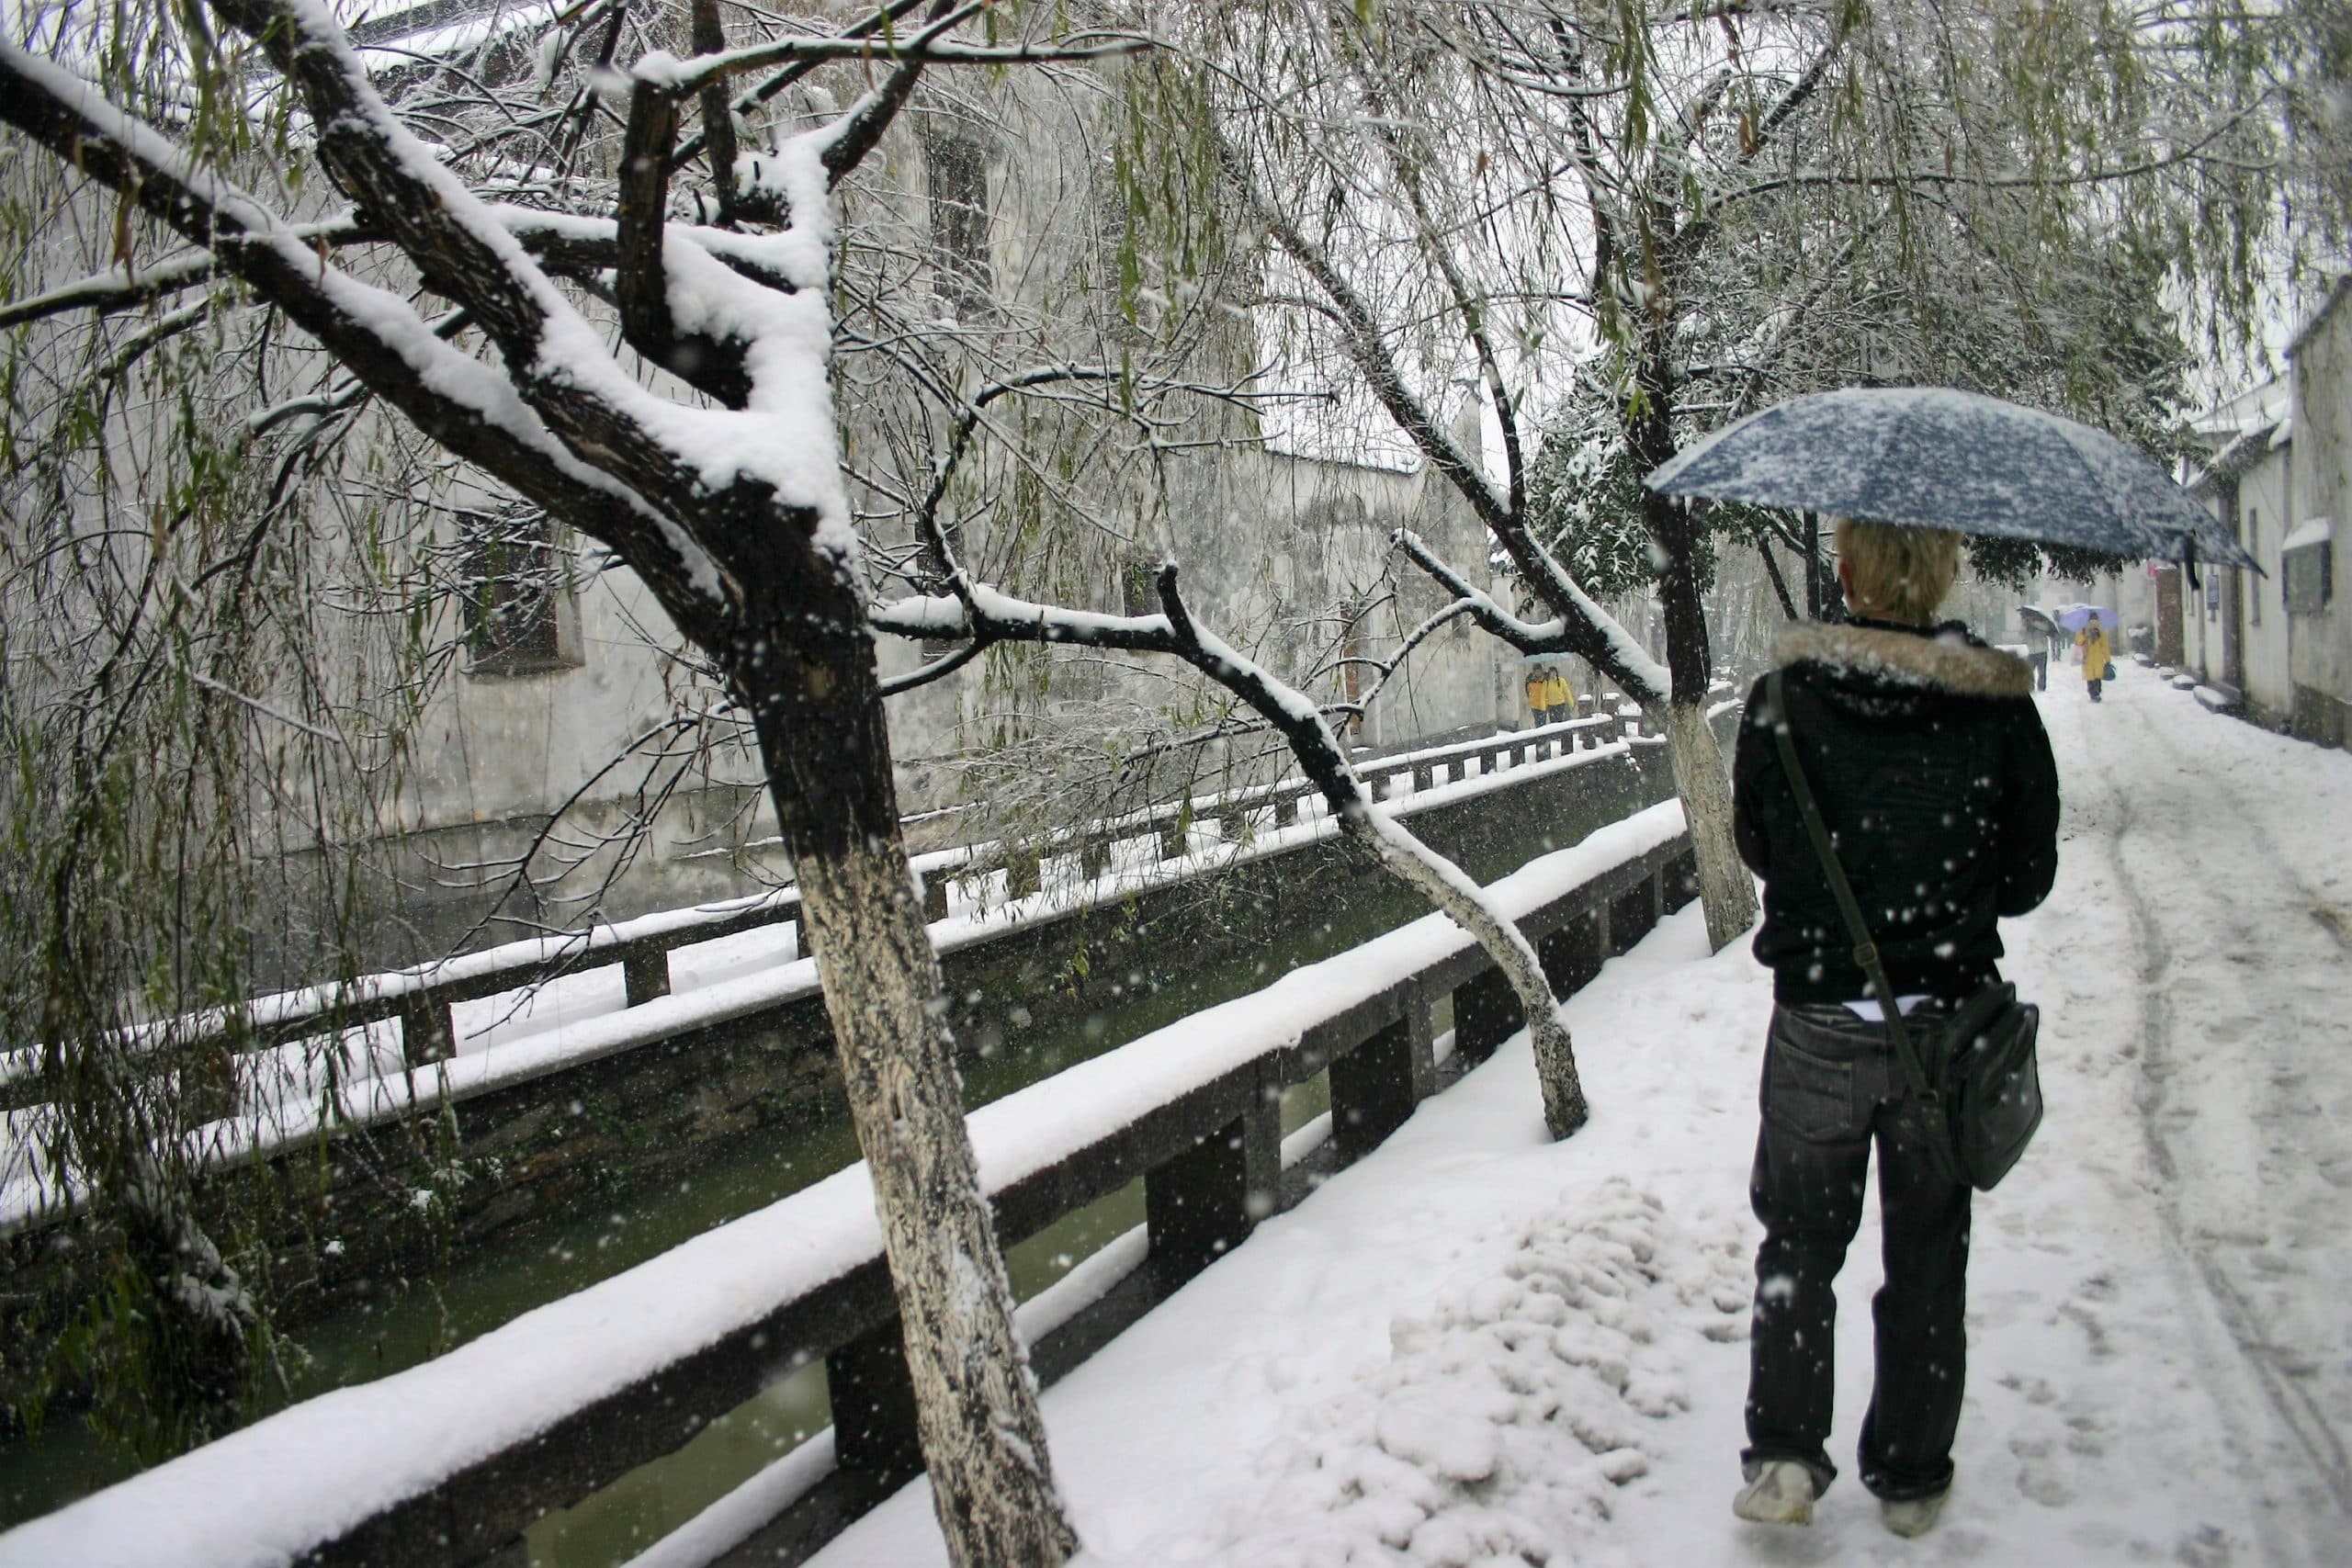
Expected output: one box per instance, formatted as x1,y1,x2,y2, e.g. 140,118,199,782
1644,389,2180,1539
1523,660,1552,727
2078,615,2113,703
1721,517,2061,1538
2018,606,2062,691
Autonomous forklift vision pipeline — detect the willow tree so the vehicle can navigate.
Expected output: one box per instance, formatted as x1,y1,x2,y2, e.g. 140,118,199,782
1179,0,2335,954
0,0,1173,1558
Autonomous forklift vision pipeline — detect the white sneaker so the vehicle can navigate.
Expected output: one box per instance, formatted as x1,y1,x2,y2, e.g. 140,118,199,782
1881,1490,1949,1538
1732,1461,1816,1526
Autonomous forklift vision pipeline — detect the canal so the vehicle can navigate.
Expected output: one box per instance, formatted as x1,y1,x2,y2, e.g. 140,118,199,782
1,741,1664,1562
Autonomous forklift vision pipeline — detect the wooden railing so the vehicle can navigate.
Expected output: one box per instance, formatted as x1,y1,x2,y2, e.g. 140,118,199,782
0,807,1695,1568
0,711,1631,1105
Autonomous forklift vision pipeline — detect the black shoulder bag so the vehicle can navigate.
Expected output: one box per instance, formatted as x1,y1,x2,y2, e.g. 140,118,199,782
1766,671,2044,1191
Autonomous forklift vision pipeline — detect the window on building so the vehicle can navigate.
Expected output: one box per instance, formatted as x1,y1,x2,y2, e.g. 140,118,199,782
925,130,991,319
1120,559,1156,619
1338,597,1368,739
458,503,582,676
915,518,967,663
2283,519,2334,614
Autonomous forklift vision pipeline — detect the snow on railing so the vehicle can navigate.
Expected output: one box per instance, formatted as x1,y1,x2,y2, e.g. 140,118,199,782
0,803,1699,1568
0,714,1668,1232
0,712,1643,1108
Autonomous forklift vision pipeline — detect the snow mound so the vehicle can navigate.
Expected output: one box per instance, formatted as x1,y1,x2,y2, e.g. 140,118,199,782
1123,1179,1747,1567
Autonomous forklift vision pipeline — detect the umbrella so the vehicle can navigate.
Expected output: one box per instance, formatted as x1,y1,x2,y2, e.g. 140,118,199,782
1642,387,2259,570
2018,604,2060,632
2054,604,2115,632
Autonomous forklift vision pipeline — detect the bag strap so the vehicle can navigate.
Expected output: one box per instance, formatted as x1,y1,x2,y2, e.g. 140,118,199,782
1764,670,1945,1116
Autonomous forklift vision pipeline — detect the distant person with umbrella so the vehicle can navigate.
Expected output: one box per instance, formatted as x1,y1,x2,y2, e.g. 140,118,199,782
1544,663,1573,724
2079,616,2113,703
1523,661,1551,728
2018,606,2062,691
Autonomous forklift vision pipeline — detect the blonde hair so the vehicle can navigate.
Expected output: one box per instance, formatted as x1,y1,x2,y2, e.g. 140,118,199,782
1835,517,1962,625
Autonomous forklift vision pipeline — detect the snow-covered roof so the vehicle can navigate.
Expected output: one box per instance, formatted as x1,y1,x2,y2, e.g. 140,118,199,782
2187,423,2280,495
2286,274,2352,359
2187,378,2287,442
2280,517,2332,554
351,0,560,59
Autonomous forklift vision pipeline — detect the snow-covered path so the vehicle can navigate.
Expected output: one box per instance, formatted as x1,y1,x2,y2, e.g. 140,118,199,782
2040,672,2352,1564
797,669,2352,1568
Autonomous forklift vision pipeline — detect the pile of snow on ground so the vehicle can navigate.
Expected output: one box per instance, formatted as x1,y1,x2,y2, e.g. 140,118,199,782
1146,1179,1747,1567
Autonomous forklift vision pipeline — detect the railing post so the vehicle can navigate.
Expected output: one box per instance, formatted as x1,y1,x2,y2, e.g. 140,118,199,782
1273,791,1301,828
1411,762,1433,794
399,993,456,1067
921,872,949,923
1220,803,1250,844
1080,834,1111,882
1329,999,1429,1164
1537,907,1607,996
621,950,670,1007
1609,884,1651,953
1159,812,1189,861
1005,846,1042,900
826,1317,924,1486
1452,964,1518,1067
1146,1094,1281,1286
1661,850,1699,913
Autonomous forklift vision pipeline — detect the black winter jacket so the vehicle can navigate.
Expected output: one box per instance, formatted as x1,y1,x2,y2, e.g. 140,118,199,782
1733,617,2061,1007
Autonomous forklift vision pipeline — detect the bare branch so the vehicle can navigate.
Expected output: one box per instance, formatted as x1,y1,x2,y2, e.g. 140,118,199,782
0,218,370,328
0,38,719,627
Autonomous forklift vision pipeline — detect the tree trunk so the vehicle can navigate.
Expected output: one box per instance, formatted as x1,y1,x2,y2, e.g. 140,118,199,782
1804,513,1824,619
1659,697,1755,952
1634,323,1758,955
1342,804,1586,1137
735,583,1077,1567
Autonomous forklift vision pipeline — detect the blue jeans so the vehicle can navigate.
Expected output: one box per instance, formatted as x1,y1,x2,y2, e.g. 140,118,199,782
1743,1003,1972,1501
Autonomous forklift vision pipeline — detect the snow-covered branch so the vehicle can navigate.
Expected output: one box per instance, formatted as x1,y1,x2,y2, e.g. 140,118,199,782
1389,529,1672,704
632,23,1150,101
0,35,727,619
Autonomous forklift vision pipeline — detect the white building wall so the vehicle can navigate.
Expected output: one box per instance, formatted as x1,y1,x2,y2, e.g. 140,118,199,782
2289,280,2352,737
2235,445,2297,720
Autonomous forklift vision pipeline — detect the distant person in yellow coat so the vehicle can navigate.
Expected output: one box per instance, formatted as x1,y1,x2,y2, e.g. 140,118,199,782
2078,620,2112,703
1525,664,1551,727
1543,666,1573,724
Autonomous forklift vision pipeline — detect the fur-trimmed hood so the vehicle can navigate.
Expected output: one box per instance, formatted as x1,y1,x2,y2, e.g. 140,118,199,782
1773,619,2031,699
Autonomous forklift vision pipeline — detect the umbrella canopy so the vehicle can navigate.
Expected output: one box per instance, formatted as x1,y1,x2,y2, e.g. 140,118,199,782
2018,604,2061,633
2055,604,2116,632
1643,387,2258,570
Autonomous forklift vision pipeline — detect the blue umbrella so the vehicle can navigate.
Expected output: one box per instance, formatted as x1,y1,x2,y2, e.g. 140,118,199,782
2054,604,2115,632
1643,387,2258,570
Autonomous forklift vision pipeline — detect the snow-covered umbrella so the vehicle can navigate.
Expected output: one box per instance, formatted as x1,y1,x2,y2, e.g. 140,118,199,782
1641,388,2259,570
2055,604,2117,632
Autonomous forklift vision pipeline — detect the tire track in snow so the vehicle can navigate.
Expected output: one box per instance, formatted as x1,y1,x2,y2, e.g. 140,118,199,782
2086,690,2352,1562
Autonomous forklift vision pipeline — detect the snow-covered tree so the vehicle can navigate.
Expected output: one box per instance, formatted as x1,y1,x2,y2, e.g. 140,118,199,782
0,1,1165,1558
0,0,1607,1547
1172,0,2339,956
